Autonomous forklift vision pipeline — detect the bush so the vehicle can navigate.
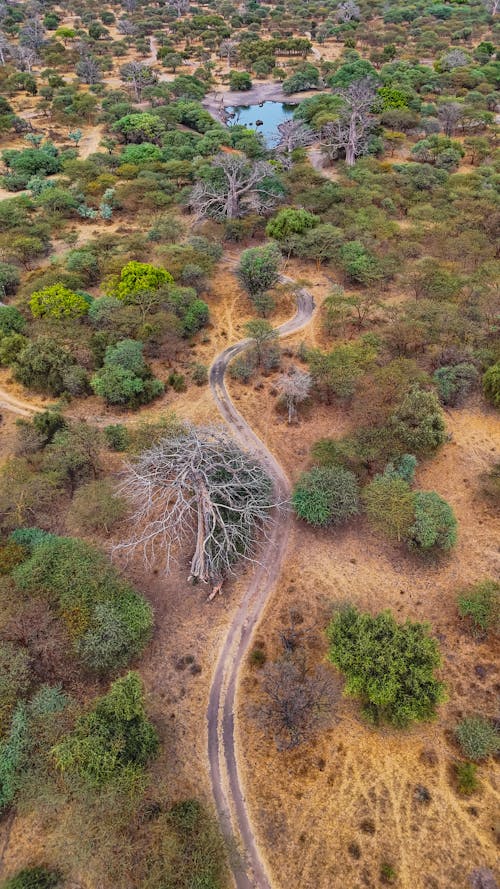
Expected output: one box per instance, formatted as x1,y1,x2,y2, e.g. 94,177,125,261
0,868,61,889
389,386,446,457
457,580,500,636
362,476,415,541
9,527,56,552
91,339,164,408
0,306,25,335
0,541,26,575
12,536,153,674
483,363,500,408
229,70,252,91
327,606,445,726
66,480,127,535
13,338,76,396
382,454,417,484
0,263,20,297
29,284,90,320
408,491,457,552
455,761,479,795
0,641,30,733
52,672,158,788
433,363,479,406
104,424,130,451
455,717,499,762
292,466,359,527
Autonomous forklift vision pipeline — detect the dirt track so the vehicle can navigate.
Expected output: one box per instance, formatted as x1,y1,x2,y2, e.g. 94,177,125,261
207,280,315,888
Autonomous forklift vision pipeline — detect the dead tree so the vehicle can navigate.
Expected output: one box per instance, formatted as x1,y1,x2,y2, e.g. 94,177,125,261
483,0,499,13
322,77,376,166
336,0,361,21
276,119,314,155
257,656,337,750
276,366,311,424
219,38,238,67
190,153,279,220
11,45,39,73
120,61,157,101
469,870,499,889
116,426,275,590
167,0,190,17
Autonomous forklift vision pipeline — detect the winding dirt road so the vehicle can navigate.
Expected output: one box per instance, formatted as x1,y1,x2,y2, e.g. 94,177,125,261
207,280,315,888
0,275,316,889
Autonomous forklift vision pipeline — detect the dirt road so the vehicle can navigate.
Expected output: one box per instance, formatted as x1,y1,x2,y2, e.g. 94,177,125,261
207,281,315,888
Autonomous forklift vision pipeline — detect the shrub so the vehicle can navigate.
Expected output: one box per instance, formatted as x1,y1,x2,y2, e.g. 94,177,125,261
12,536,153,674
66,480,127,535
0,867,61,889
389,386,446,457
455,717,499,762
266,208,319,240
229,70,252,91
52,672,158,788
455,761,479,795
104,424,130,451
0,641,31,733
408,491,457,552
457,580,500,636
362,477,415,542
29,284,90,319
0,263,20,297
9,527,56,552
382,454,417,484
0,334,26,366
483,363,500,408
327,606,445,726
0,306,25,335
480,463,500,507
292,466,359,527
13,338,76,396
91,339,164,408
0,541,26,575
433,363,479,406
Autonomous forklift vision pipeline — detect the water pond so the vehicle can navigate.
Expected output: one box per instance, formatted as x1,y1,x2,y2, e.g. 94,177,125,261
226,101,296,147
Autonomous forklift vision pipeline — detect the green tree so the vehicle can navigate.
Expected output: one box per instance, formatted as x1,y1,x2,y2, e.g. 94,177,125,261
389,386,446,457
266,208,319,241
229,70,252,90
237,244,281,298
292,466,359,527
0,306,25,335
52,672,158,787
29,284,90,319
243,319,278,365
13,338,76,396
327,606,445,726
107,260,173,302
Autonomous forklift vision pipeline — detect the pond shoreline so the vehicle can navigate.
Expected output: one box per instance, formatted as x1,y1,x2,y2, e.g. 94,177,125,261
203,81,320,124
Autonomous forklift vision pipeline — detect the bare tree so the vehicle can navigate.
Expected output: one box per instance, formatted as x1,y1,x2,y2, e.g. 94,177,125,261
19,17,45,52
76,52,102,85
257,655,337,750
0,34,11,65
276,366,311,424
120,61,158,101
11,45,39,73
322,77,376,166
336,0,361,22
117,19,138,36
117,426,275,590
190,153,280,220
483,0,499,12
167,0,190,17
437,102,463,137
276,119,314,155
219,38,238,67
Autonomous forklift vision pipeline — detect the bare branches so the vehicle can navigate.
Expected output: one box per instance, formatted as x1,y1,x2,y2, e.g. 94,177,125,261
276,366,311,423
116,426,276,588
190,153,280,220
322,77,376,166
257,656,337,750
276,119,314,155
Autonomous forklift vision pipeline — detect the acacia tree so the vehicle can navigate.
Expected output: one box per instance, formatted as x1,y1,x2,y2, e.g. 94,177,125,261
117,426,275,591
276,366,311,423
322,77,376,166
191,153,282,220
